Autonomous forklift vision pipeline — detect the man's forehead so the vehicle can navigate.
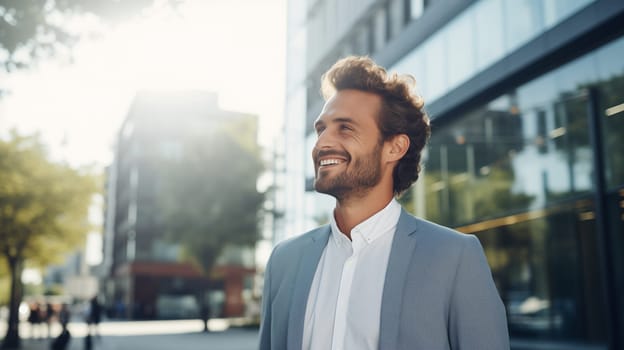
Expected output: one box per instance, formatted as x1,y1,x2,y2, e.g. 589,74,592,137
315,89,381,123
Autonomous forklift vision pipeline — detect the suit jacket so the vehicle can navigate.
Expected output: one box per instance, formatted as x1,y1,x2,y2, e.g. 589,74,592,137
259,209,510,350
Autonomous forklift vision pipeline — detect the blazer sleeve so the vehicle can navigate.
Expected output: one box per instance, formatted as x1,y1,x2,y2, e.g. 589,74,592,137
448,235,510,350
258,250,273,350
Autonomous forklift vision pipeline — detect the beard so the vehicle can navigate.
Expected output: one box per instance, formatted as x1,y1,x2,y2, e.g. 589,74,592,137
314,142,383,200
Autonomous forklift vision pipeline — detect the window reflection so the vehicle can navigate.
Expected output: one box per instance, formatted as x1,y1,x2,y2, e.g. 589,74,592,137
606,189,624,340
595,38,624,189
595,38,624,343
421,34,624,345
426,90,593,227
470,200,607,340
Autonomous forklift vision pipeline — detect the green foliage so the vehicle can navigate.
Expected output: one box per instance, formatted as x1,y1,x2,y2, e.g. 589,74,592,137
0,130,98,266
423,158,534,227
159,131,264,275
0,130,97,347
470,166,534,220
43,284,64,296
0,0,178,71
0,260,8,304
22,282,43,297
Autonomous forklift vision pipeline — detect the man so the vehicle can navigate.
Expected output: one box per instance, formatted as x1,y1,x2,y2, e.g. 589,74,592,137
259,56,509,350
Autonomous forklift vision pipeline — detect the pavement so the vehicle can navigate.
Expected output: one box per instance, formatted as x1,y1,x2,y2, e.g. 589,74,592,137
2,319,259,350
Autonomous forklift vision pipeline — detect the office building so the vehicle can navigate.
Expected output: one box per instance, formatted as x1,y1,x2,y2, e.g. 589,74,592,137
102,91,258,319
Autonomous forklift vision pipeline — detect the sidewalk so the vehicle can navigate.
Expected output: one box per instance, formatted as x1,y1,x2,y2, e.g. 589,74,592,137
3,319,258,350
18,329,258,350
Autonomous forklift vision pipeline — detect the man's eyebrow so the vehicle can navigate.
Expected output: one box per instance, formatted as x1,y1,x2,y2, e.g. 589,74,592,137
314,116,357,129
334,117,356,124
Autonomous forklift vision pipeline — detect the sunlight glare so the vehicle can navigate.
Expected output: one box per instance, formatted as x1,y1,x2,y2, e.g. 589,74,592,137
0,0,285,167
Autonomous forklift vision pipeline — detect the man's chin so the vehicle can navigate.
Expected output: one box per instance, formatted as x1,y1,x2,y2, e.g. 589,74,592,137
314,182,348,198
314,181,332,195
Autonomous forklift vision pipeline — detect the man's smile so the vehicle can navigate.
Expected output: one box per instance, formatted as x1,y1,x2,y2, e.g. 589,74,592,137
319,158,345,167
315,150,349,170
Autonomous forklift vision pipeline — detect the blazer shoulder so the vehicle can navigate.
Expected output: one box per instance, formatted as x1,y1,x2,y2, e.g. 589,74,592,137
401,211,474,247
270,225,330,261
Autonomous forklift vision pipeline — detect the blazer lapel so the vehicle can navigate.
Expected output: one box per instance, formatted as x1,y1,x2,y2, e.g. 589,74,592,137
379,210,421,350
287,226,331,350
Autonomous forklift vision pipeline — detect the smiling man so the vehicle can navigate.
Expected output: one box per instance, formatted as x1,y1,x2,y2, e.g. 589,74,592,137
259,56,509,350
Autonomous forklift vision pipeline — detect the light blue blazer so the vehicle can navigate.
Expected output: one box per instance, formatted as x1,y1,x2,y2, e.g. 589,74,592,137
259,210,510,350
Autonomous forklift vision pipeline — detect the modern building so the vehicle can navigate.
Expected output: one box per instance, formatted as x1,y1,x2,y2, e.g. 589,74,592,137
102,90,258,320
44,251,99,302
282,0,624,349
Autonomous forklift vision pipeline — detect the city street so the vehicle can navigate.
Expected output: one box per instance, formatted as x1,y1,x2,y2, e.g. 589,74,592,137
2,319,258,350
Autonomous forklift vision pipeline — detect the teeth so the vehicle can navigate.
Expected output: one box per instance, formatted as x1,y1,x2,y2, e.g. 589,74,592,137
320,159,341,166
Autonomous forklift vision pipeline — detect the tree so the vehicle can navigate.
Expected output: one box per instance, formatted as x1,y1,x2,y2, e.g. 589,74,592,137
160,129,264,274
0,131,97,349
159,130,264,330
0,260,8,305
0,0,178,71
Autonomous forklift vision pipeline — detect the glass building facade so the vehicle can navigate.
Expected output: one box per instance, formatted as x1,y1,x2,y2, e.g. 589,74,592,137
393,0,596,102
419,35,624,349
283,0,624,348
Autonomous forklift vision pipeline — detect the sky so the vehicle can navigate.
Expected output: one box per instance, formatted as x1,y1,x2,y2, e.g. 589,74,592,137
0,0,286,168
0,0,286,268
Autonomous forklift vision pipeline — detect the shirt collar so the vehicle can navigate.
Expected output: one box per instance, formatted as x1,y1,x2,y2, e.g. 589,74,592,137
329,199,402,247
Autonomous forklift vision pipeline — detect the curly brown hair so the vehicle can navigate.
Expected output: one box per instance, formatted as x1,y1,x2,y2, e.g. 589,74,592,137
320,56,431,196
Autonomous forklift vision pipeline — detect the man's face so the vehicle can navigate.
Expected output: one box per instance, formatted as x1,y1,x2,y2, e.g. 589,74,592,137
312,89,386,200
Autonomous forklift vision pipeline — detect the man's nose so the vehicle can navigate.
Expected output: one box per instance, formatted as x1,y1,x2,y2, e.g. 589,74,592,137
314,128,337,150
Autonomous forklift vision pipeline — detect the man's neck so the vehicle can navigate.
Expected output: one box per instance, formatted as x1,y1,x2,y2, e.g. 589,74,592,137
333,189,395,239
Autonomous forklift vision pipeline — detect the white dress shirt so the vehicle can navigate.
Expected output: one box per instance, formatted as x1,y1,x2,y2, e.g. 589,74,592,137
302,199,401,350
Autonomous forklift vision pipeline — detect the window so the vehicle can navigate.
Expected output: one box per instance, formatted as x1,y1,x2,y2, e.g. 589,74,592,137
423,30,447,101
388,0,404,40
595,37,624,189
474,0,504,70
503,0,543,52
543,0,593,29
475,202,607,341
409,0,425,19
372,7,387,52
446,10,475,88
419,34,624,346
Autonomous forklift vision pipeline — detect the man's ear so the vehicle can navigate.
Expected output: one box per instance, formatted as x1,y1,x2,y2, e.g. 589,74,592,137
386,134,410,162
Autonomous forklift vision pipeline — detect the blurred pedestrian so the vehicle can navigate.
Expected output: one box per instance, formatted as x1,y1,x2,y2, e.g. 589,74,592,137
44,302,54,339
58,303,70,331
28,302,42,339
87,296,102,338
200,301,211,332
114,299,126,319
50,302,72,349
84,333,93,350
50,328,71,350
